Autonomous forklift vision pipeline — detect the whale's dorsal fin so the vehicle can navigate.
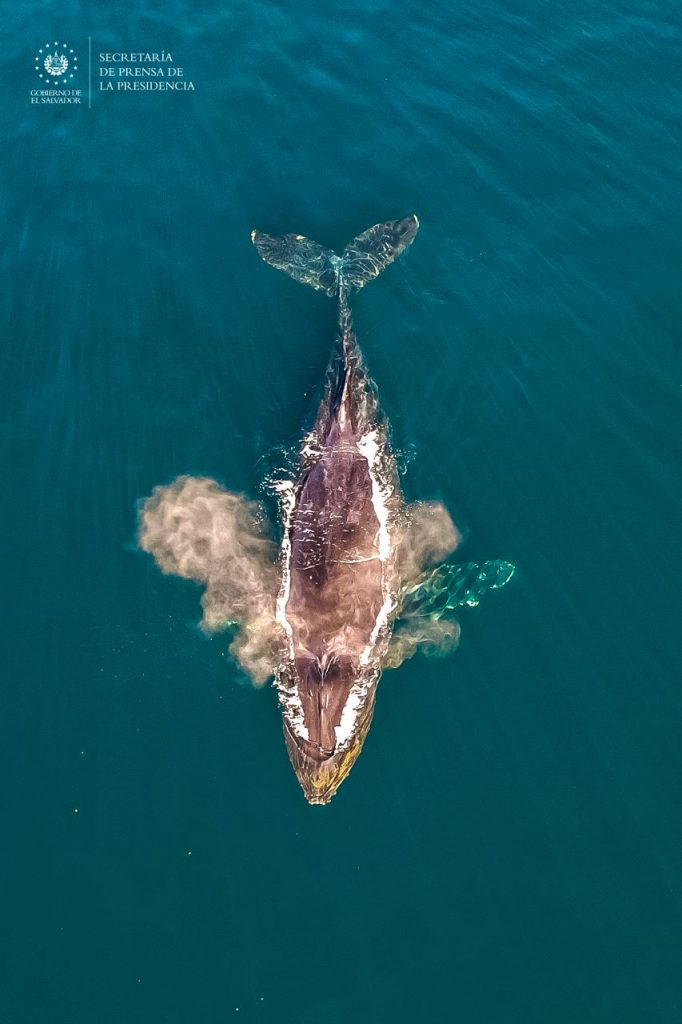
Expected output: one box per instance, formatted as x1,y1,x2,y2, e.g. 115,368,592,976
398,560,515,620
251,216,419,297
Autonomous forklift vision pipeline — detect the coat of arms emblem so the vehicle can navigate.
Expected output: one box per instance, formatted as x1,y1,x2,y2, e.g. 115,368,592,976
44,51,69,76
34,42,78,82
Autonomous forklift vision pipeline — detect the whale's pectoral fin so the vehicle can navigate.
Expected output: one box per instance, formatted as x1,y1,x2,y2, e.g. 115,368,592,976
397,560,515,620
341,215,419,291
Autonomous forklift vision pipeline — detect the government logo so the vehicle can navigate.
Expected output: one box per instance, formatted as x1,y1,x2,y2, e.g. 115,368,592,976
34,42,78,82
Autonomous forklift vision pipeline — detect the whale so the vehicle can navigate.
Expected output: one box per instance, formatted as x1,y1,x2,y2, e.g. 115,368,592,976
139,216,514,807
251,217,421,803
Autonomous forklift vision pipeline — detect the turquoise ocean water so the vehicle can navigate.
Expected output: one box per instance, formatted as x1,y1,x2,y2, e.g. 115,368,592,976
2,2,681,1021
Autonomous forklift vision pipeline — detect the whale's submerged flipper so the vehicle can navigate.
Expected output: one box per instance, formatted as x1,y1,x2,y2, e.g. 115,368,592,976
399,560,516,620
251,215,419,296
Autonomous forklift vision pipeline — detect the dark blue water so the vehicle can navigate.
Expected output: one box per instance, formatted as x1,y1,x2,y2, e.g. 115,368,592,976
2,2,681,1021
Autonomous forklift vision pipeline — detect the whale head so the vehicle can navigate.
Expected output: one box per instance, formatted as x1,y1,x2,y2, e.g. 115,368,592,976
277,655,380,804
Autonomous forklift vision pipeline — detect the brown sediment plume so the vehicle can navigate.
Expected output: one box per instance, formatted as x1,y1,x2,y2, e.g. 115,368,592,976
138,481,468,682
384,500,463,669
138,475,280,685
395,500,461,586
384,618,461,669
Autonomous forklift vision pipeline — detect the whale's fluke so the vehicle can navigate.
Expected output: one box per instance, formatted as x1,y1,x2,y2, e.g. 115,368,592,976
250,231,338,295
251,215,419,296
340,216,419,291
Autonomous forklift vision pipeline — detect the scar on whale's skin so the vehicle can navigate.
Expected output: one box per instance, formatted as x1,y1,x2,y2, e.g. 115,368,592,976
139,217,514,804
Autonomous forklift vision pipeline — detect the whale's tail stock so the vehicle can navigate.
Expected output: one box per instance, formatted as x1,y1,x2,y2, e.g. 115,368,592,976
250,215,419,296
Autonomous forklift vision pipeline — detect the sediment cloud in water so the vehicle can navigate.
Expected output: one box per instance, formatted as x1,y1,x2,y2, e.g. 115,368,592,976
138,476,280,685
386,500,463,669
384,618,462,669
394,500,461,585
139,481,469,682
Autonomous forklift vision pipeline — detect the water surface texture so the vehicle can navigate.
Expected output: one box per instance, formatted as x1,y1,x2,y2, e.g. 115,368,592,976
2,2,681,1021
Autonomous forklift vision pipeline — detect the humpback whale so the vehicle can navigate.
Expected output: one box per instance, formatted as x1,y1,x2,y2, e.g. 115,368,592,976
251,217,420,803
251,217,512,803
139,216,514,805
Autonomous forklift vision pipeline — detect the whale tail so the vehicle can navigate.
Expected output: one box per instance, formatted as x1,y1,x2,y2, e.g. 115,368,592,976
251,215,419,297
